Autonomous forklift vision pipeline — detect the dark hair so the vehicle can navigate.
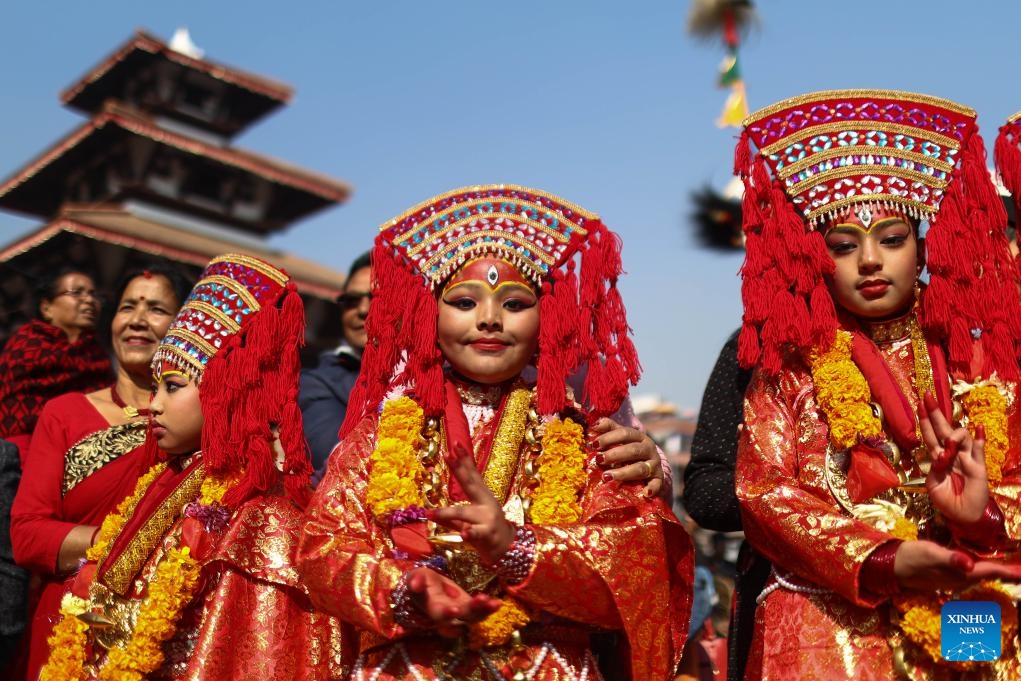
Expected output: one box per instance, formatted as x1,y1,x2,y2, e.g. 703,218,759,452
113,264,194,311
33,268,97,319
345,251,372,287
337,251,372,303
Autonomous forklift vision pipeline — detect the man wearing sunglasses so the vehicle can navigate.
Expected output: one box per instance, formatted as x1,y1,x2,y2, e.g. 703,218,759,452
299,251,371,482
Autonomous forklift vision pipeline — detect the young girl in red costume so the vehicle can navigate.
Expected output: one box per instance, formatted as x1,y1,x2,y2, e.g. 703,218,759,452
39,254,345,680
298,185,693,681
734,90,1021,680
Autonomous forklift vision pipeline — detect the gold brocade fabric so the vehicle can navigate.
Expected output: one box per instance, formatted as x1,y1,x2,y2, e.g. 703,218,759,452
87,492,347,679
63,420,147,494
736,343,1021,681
297,404,694,681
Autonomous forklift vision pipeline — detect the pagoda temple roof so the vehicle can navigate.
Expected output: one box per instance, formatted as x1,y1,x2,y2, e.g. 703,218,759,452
0,205,345,301
61,29,292,136
0,101,351,233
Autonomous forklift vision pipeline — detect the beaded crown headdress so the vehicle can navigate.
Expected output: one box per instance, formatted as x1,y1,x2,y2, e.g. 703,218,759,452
343,184,640,433
151,253,311,507
736,89,1020,381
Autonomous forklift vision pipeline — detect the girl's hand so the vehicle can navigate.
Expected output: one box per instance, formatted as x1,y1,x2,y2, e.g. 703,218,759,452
894,540,1021,591
918,393,988,524
406,567,501,636
428,447,516,563
590,417,664,498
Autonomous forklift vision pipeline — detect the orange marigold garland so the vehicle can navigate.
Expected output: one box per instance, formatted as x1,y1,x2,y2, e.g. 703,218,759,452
529,417,587,524
367,395,591,650
468,598,532,650
954,379,1012,485
468,415,588,648
366,397,427,518
40,462,235,680
813,336,1017,670
40,462,168,681
808,330,883,448
99,547,201,681
39,595,90,681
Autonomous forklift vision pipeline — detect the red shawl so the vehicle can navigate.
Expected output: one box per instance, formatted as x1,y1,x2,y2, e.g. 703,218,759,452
0,319,111,440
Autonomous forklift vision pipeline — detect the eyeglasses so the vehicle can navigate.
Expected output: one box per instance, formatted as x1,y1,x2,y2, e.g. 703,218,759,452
54,288,103,304
337,292,372,310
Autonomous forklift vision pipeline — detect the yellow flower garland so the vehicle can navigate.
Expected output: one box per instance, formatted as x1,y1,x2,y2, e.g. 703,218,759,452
808,330,883,449
469,416,587,648
468,598,532,650
365,395,589,650
40,461,233,680
86,462,168,563
529,417,587,524
956,382,1010,485
810,333,1012,492
366,397,427,517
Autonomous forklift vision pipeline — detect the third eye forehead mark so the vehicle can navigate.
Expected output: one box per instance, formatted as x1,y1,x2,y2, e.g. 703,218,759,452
826,216,909,237
443,281,537,299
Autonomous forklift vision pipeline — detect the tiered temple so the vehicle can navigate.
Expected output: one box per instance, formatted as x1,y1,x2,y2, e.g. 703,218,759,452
0,29,352,356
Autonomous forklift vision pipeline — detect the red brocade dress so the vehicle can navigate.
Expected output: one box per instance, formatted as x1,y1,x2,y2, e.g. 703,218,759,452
11,393,148,681
736,316,1021,681
298,382,693,681
74,455,347,680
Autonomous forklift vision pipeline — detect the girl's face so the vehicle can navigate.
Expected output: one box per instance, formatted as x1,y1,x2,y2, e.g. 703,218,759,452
437,258,540,385
149,371,203,456
823,208,921,320
111,275,180,376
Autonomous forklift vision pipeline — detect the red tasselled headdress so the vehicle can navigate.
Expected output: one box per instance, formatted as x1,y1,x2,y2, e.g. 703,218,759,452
150,253,312,508
736,89,1021,381
341,184,640,435
993,111,1021,286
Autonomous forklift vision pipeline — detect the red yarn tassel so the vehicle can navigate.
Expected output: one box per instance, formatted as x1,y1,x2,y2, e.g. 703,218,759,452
995,123,1021,220
736,323,760,369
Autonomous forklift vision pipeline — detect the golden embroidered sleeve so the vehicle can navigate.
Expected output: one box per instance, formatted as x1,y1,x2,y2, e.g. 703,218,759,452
508,481,693,681
180,495,348,680
297,415,412,638
994,395,1021,540
736,365,893,606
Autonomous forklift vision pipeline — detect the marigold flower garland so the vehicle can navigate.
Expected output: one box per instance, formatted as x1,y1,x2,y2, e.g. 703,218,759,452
39,461,234,681
808,330,883,449
954,379,1010,485
367,395,589,650
529,417,587,524
366,397,427,518
810,332,1011,491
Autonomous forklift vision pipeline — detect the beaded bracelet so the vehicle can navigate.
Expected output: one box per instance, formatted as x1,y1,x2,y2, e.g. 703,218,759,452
493,524,536,585
390,572,429,629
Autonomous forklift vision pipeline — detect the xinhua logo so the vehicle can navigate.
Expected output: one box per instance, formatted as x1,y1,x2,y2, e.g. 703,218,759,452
941,601,1001,662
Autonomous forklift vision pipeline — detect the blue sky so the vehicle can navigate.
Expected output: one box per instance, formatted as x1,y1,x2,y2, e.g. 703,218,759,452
2,1,1020,411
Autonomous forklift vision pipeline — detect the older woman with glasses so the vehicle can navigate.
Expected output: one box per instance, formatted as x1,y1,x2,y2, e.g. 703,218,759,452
0,270,112,457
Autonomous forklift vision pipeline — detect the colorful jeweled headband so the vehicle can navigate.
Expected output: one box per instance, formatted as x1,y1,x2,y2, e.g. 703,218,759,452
151,253,289,383
742,89,976,227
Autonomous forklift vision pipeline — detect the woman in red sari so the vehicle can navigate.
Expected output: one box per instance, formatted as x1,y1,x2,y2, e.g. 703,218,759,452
298,185,693,680
733,90,1021,680
11,265,190,680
